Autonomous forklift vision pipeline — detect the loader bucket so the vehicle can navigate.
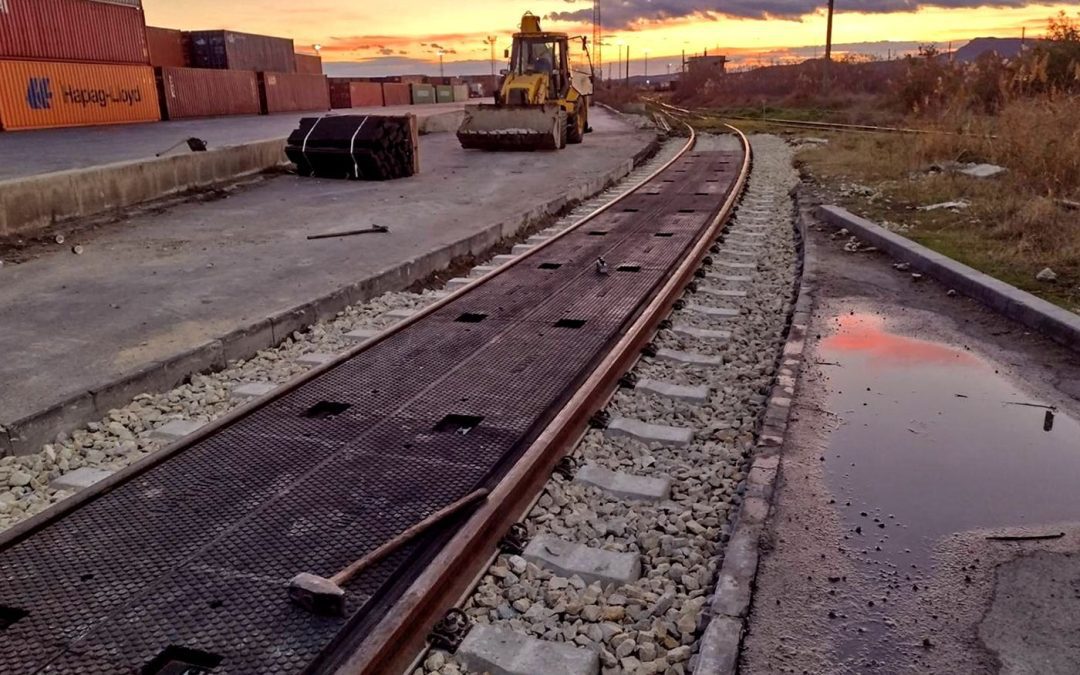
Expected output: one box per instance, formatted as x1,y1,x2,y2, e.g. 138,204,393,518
457,104,565,151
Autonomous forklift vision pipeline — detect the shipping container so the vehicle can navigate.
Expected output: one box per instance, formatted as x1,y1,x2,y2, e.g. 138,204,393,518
157,67,260,120
259,71,329,114
294,53,323,75
0,0,149,65
435,84,454,103
187,30,295,73
452,84,469,102
410,83,435,105
328,79,383,108
398,74,426,85
381,82,411,107
0,60,159,130
146,26,186,68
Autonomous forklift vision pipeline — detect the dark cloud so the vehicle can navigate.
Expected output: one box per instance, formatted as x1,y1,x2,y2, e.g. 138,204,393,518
549,0,1032,29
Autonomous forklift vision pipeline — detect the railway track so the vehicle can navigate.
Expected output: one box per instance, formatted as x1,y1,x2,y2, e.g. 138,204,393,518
0,122,754,675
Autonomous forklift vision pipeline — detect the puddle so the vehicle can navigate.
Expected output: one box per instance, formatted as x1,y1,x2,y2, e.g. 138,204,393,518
817,312,1080,669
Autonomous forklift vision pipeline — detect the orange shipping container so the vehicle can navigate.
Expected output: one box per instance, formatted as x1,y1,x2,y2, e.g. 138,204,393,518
349,81,383,107
382,82,411,106
0,60,159,131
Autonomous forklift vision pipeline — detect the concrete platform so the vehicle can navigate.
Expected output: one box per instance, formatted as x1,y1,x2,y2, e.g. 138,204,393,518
0,101,478,181
0,107,656,455
0,101,482,239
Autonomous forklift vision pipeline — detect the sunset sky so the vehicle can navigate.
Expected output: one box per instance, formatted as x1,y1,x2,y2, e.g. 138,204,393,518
142,1,1075,76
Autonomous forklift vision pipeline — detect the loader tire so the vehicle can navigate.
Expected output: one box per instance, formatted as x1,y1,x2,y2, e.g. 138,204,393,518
567,105,585,144
556,110,568,150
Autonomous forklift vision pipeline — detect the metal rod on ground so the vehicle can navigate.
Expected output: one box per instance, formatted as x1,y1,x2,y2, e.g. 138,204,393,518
306,225,389,240
288,488,491,616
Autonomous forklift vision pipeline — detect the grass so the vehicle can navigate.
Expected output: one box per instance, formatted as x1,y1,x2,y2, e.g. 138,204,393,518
786,98,1080,312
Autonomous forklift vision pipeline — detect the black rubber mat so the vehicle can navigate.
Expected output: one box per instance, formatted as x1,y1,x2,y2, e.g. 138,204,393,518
0,150,743,674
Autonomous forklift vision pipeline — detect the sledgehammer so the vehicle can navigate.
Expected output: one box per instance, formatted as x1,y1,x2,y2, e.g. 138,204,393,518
288,488,490,616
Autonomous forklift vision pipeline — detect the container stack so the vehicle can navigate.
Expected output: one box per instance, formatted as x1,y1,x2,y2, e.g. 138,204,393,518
0,0,160,130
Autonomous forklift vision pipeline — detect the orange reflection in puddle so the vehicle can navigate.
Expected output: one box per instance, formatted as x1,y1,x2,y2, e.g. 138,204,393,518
822,313,977,369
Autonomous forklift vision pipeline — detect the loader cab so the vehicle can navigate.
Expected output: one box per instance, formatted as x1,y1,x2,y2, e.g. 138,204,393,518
509,33,570,101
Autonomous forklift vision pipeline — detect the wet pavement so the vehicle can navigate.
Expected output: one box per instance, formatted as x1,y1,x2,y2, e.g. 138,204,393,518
822,312,1080,568
819,310,1080,669
742,211,1080,675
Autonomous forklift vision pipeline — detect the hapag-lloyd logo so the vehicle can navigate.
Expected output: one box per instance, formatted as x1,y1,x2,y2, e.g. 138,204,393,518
26,78,53,110
25,76,144,110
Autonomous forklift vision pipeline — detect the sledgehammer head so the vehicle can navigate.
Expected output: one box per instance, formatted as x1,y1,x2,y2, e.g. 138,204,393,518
288,572,346,616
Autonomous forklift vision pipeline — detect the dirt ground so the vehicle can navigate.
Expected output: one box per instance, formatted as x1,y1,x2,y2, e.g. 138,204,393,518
740,185,1080,674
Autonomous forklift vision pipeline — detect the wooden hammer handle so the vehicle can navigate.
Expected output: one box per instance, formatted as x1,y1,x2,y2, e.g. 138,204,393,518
331,488,490,586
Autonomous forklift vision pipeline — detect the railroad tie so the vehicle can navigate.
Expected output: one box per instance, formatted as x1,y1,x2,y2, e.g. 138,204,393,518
604,417,694,447
672,324,732,341
654,348,725,367
574,462,673,502
446,277,472,291
231,382,278,400
685,304,740,319
705,272,753,284
510,243,533,256
343,327,381,342
635,378,711,404
296,352,337,367
523,534,642,587
149,419,204,442
457,624,600,675
715,260,757,271
696,287,748,299
50,467,114,493
468,265,498,279
491,254,517,265
381,308,417,321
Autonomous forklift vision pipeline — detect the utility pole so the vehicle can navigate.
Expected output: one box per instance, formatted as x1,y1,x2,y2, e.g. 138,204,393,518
625,45,630,84
823,0,835,92
593,0,602,81
486,36,497,79
438,50,445,78
644,49,649,79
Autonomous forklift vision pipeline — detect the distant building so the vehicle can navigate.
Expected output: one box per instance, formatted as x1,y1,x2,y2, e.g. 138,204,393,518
687,54,727,75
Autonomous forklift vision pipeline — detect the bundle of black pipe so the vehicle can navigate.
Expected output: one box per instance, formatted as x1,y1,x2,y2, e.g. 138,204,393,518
286,114,418,181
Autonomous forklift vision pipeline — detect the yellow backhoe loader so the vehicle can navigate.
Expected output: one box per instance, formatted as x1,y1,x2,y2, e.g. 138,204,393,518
458,12,594,151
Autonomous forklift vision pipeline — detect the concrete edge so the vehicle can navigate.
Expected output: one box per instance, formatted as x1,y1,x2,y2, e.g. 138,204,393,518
0,110,467,241
816,204,1080,354
1,132,661,456
693,188,817,675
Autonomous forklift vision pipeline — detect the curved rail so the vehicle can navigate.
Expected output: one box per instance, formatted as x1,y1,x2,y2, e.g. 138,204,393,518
334,121,753,674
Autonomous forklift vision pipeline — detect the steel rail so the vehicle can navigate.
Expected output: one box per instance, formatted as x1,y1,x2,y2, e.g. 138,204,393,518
0,126,693,554
332,122,752,674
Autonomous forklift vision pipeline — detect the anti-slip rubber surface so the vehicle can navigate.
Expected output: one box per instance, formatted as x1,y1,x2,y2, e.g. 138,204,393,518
0,150,742,674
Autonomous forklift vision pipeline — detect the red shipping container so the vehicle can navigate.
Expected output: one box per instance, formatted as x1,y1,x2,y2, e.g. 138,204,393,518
187,30,295,73
382,82,411,107
329,79,352,109
348,82,383,108
259,71,329,114
0,0,149,65
295,53,323,75
146,26,186,68
157,67,260,120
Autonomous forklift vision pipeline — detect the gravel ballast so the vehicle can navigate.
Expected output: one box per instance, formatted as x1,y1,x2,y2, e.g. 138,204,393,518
420,134,800,675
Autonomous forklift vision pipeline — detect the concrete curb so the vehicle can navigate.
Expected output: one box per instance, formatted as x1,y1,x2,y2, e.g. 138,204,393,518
817,205,1080,353
0,111,466,240
0,138,289,239
1,135,661,456
693,191,817,675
